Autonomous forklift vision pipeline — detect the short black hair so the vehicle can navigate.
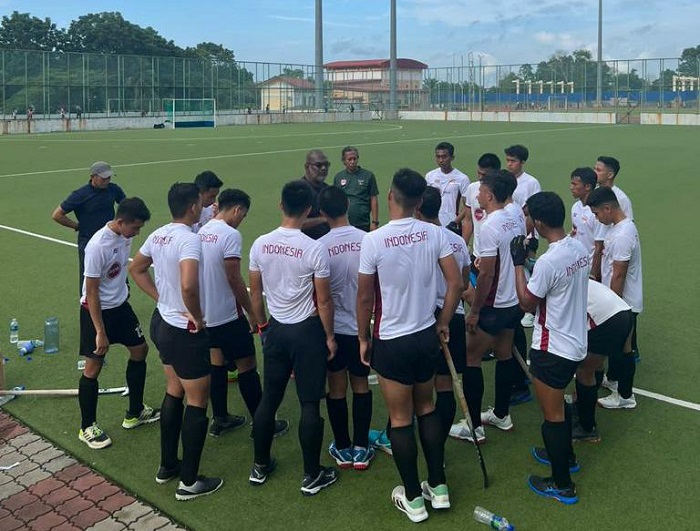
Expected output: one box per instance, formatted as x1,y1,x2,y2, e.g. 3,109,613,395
504,144,529,162
571,167,597,190
281,181,313,217
480,171,510,203
526,192,565,229
116,197,151,223
587,186,620,209
391,168,426,209
435,142,455,157
477,153,501,170
194,170,223,192
341,146,358,159
168,183,200,218
497,169,518,199
218,188,251,211
417,186,441,220
319,186,348,218
596,156,620,177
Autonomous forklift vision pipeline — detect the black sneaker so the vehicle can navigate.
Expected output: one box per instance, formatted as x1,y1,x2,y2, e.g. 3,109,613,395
250,419,291,439
175,476,223,501
531,447,580,473
249,458,277,486
155,460,181,484
301,466,338,496
571,423,601,443
209,414,247,437
527,475,578,504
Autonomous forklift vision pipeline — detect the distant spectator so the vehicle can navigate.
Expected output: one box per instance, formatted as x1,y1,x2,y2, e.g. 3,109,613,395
75,105,83,119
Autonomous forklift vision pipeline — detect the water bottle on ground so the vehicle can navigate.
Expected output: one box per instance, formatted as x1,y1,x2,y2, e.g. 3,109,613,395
9,318,19,344
19,342,35,357
44,317,60,354
17,340,43,350
473,506,515,531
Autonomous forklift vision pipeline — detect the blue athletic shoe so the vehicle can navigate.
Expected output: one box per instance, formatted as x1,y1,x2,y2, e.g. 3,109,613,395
352,445,375,470
510,389,534,406
328,441,354,469
368,429,392,456
531,447,580,473
527,474,578,504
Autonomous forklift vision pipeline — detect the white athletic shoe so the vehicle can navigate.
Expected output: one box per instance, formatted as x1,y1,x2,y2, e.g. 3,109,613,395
449,420,486,444
392,486,429,523
601,376,618,392
421,481,450,509
480,407,514,431
597,392,637,410
520,312,535,328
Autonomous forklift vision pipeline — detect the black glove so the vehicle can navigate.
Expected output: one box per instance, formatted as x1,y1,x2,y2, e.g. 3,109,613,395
510,235,527,267
526,236,539,253
446,221,461,236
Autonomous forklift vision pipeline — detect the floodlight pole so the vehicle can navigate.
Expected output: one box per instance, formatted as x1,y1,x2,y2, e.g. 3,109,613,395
389,0,397,115
315,0,324,110
596,0,603,107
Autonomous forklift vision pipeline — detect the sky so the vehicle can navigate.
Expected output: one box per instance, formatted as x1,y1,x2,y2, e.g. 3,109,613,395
1,0,697,69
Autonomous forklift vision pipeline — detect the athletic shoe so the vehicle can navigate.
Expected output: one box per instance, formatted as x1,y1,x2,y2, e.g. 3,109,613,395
301,466,338,496
601,375,618,392
328,441,354,469
421,481,450,509
392,485,429,523
368,429,393,456
175,476,223,501
564,394,575,404
521,312,535,328
78,423,112,449
249,458,276,486
571,423,601,443
227,369,238,383
527,474,578,505
510,389,533,406
481,407,514,431
531,447,580,473
156,461,181,484
482,350,496,362
352,446,375,471
449,420,486,444
122,405,161,429
273,419,290,438
209,414,247,437
598,392,637,410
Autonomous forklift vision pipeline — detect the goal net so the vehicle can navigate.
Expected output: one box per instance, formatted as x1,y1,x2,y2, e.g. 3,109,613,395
163,99,217,128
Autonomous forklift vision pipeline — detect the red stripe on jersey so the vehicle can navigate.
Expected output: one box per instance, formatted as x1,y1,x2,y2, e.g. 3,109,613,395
538,297,549,351
372,275,383,339
312,276,318,309
484,251,500,306
587,313,597,330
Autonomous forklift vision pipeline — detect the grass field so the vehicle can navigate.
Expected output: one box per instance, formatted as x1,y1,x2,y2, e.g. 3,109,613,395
0,120,698,530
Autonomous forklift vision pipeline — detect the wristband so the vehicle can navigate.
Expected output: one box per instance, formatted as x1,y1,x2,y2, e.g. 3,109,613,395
257,322,269,335
372,220,379,225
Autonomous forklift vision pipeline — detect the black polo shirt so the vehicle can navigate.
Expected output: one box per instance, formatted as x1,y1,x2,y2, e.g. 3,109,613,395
299,177,330,240
60,182,126,246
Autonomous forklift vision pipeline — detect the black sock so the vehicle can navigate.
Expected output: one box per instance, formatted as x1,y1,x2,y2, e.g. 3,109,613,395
512,325,530,392
463,367,484,428
160,393,184,468
607,351,622,382
125,359,146,416
542,420,572,489
78,375,99,430
237,369,262,418
210,365,228,419
299,402,323,476
435,391,456,441
385,417,392,439
618,351,636,399
180,405,208,486
326,396,351,449
252,385,286,466
417,410,447,487
352,391,372,448
494,358,516,418
390,425,421,500
575,380,597,431
594,370,605,390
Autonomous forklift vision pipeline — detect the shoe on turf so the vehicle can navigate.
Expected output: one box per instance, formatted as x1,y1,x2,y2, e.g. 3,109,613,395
122,405,161,429
521,312,535,328
598,392,636,409
421,481,450,509
227,369,238,383
369,429,393,456
273,418,290,438
175,476,223,501
527,474,578,504
482,350,496,362
481,407,514,431
78,423,112,449
301,466,338,496
392,485,429,523
329,441,354,469
449,420,486,444
209,414,247,437
601,375,618,392
249,458,277,486
156,461,181,484
510,389,533,406
531,447,580,473
571,423,601,443
352,445,375,471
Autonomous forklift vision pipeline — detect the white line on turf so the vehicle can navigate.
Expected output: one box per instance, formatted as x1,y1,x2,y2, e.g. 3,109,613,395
0,224,77,248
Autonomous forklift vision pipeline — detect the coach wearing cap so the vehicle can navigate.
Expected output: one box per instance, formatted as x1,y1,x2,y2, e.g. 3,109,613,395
52,161,126,290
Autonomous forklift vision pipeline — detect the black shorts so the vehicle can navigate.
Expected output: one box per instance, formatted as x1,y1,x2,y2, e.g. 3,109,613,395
588,310,633,357
262,316,328,402
434,308,466,375
327,333,370,377
79,302,145,359
478,304,522,336
372,325,439,386
207,316,256,362
149,308,210,380
529,349,580,390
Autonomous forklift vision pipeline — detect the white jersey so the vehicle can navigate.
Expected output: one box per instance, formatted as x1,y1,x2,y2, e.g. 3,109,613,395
527,236,590,361
425,167,470,227
594,185,634,241
504,201,527,234
199,219,243,327
601,218,643,313
139,223,202,329
318,225,365,335
192,205,216,233
512,171,541,208
571,201,598,258
587,279,631,330
436,227,470,315
81,224,131,309
464,181,487,257
359,218,452,340
478,208,524,308
249,227,330,325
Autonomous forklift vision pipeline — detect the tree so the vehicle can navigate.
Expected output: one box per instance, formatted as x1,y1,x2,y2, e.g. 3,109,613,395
678,45,700,76
0,11,65,51
282,67,306,79
518,64,535,81
186,42,235,65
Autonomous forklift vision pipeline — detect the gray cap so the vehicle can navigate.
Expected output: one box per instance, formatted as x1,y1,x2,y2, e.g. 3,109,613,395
90,161,114,179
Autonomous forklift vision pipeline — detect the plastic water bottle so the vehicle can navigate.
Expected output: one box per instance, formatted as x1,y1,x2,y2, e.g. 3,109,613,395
9,318,19,344
44,317,60,354
19,342,35,356
17,340,43,350
473,506,515,531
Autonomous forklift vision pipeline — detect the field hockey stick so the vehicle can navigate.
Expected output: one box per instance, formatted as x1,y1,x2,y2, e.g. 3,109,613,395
0,386,128,397
439,337,489,489
511,345,533,381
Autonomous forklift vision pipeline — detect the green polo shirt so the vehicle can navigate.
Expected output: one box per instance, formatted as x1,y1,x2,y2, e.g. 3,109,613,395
333,167,379,230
